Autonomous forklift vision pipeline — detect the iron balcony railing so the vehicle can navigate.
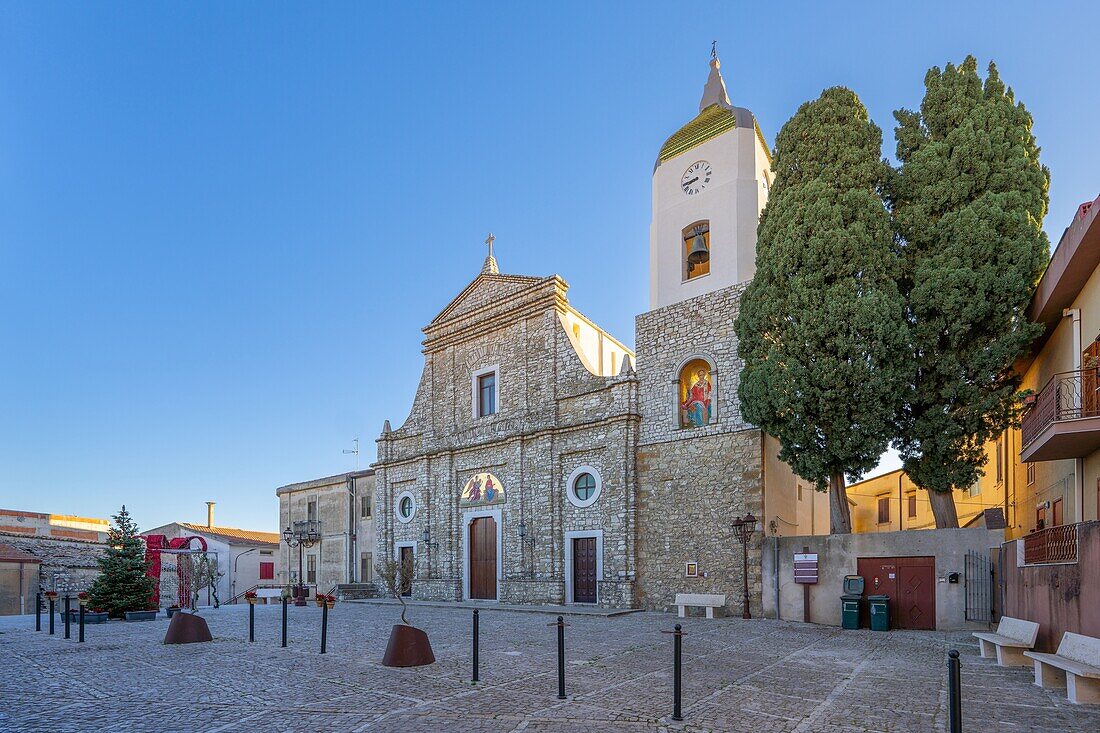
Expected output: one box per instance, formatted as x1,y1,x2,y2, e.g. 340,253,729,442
1021,368,1100,447
1023,523,1079,565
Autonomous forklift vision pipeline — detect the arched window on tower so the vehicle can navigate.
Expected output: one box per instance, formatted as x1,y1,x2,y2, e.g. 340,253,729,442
682,221,711,281
678,358,715,428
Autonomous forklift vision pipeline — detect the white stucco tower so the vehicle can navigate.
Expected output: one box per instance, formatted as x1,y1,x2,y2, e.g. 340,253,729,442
649,52,772,309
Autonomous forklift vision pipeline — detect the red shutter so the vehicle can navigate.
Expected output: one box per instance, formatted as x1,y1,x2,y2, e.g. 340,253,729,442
259,562,274,580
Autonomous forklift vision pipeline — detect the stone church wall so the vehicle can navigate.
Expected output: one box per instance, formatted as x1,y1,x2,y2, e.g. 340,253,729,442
633,280,764,616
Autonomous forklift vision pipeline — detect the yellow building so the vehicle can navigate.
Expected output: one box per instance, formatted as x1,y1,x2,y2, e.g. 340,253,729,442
1010,195,1100,537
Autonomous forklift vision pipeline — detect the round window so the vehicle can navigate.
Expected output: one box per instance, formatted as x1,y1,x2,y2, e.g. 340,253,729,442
573,473,596,502
399,496,413,519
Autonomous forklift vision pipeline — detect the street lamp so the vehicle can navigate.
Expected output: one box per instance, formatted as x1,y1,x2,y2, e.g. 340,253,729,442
731,512,757,620
420,528,438,578
283,519,321,607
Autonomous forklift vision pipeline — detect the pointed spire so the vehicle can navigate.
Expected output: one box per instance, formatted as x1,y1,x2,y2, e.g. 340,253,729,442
481,232,499,274
699,42,731,112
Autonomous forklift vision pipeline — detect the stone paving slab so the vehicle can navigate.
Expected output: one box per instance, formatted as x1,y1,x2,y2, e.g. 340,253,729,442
1,603,1098,732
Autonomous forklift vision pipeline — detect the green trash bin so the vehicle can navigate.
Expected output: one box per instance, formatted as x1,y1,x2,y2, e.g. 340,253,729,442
868,594,890,631
841,595,861,629
841,575,864,629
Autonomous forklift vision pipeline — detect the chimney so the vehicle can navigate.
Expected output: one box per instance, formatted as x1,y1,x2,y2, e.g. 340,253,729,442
205,501,215,528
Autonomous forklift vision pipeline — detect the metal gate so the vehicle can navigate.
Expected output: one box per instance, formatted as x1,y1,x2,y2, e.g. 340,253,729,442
964,550,993,623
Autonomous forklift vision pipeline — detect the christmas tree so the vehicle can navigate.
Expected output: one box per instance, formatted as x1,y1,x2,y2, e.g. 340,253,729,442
88,505,156,617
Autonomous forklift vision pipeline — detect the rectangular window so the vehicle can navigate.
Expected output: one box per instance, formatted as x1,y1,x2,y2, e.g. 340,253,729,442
1036,506,1046,531
877,497,890,524
259,550,273,556
995,439,1003,483
477,372,497,417
907,493,917,518
307,500,317,521
360,552,373,583
306,554,317,584
797,484,803,502
259,561,274,580
361,495,372,519
969,481,981,497
1026,462,1035,486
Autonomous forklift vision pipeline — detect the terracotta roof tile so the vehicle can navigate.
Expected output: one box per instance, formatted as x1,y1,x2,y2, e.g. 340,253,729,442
178,523,281,546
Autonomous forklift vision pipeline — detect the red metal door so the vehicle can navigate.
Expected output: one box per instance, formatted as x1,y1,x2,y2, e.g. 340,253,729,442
469,517,497,600
572,537,597,603
897,558,936,630
856,557,899,628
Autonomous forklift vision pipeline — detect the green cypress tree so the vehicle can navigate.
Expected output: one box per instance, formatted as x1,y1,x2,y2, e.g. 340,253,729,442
736,87,908,533
88,505,156,617
891,57,1049,527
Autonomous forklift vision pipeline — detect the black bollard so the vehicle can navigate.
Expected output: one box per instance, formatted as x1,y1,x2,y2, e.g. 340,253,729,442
79,604,85,643
35,592,41,632
948,649,962,733
663,623,686,721
320,602,329,654
63,596,71,639
281,597,288,648
547,615,567,699
249,601,255,643
472,609,480,683
48,598,55,635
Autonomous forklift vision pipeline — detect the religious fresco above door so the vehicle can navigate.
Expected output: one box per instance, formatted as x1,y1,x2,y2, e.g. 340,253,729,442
460,472,506,507
679,359,714,428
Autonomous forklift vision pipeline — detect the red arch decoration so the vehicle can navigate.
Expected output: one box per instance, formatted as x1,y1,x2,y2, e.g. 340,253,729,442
145,534,208,607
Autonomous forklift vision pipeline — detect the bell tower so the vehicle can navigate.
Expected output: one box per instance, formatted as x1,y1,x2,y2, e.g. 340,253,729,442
648,49,772,310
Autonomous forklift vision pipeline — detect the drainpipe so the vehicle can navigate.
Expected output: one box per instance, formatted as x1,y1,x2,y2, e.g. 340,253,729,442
1064,308,1085,523
773,535,780,620
898,473,904,531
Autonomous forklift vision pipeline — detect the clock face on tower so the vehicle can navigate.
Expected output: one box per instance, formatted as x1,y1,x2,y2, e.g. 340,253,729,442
681,160,712,195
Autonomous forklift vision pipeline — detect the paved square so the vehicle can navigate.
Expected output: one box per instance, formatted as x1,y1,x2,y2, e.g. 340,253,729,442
1,603,1097,732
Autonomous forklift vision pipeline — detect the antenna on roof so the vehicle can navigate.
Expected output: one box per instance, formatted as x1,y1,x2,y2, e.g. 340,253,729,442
343,438,360,470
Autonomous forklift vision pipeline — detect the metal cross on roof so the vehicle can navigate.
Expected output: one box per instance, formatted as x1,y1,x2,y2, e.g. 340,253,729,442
711,40,717,59
485,232,495,259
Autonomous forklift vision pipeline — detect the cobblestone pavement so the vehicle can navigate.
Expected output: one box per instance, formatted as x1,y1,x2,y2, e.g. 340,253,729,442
2,603,1097,732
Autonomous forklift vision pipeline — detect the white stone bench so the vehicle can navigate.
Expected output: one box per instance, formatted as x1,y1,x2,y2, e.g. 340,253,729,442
973,616,1039,667
675,593,725,619
255,589,283,604
1025,632,1100,704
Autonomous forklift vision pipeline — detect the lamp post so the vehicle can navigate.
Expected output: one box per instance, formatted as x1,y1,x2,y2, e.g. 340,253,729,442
517,521,535,577
282,519,321,607
731,512,757,620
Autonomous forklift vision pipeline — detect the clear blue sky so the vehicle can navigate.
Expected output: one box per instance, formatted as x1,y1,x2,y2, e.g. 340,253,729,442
1,2,1095,532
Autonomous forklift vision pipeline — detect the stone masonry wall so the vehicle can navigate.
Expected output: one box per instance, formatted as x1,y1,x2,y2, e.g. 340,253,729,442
0,532,105,595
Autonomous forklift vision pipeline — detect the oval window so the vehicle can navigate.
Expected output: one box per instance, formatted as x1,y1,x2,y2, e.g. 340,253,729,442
399,496,413,519
573,473,596,502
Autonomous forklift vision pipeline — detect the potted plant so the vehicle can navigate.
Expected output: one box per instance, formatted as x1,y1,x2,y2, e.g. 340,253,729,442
314,593,327,608
124,604,159,622
376,555,434,667
165,604,181,618
324,594,336,610
244,590,259,605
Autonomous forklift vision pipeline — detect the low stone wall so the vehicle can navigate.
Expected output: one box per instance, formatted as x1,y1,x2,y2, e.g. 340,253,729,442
762,528,1004,630
1003,520,1100,652
0,532,105,596
500,579,564,605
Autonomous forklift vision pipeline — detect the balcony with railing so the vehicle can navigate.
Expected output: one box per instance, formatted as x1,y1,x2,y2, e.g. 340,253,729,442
1020,368,1100,462
1022,523,1079,565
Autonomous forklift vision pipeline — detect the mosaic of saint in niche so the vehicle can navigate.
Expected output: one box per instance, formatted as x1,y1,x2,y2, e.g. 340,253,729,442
460,472,506,507
679,359,714,428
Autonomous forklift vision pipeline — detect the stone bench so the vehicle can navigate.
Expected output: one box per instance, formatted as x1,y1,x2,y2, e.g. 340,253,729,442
973,616,1039,667
675,593,725,619
255,589,283,604
1025,632,1100,705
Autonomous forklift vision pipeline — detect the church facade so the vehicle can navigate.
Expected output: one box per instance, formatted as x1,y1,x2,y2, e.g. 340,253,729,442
373,54,816,614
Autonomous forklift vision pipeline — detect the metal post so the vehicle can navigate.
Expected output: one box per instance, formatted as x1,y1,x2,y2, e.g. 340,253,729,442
673,624,683,720
64,596,71,639
472,609,479,682
249,602,255,643
281,596,288,648
79,604,85,643
35,592,41,632
948,649,962,733
556,616,566,699
741,539,751,620
48,598,55,635
320,602,329,654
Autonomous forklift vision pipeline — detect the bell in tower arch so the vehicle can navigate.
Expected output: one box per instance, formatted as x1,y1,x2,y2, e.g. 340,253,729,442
686,232,710,271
